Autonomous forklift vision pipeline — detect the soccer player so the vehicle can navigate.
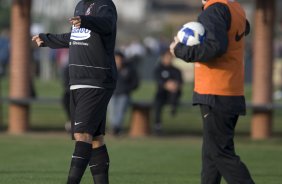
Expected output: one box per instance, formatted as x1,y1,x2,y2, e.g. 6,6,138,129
32,0,117,183
170,0,255,184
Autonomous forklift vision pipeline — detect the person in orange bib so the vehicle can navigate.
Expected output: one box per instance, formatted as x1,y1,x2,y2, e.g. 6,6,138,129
170,0,255,183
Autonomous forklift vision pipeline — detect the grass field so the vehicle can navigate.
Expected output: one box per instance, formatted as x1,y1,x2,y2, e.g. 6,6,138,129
0,79,282,183
0,134,281,184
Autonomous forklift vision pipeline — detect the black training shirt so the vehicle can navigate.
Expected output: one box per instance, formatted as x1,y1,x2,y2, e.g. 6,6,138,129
39,0,118,89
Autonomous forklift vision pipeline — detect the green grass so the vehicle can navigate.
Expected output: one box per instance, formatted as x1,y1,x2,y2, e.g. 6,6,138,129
0,134,281,184
0,79,281,183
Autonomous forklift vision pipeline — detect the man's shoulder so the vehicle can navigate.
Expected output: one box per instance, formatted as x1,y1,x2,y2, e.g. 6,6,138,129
91,0,117,17
74,1,84,15
75,1,84,9
199,2,231,30
200,2,230,17
95,0,116,8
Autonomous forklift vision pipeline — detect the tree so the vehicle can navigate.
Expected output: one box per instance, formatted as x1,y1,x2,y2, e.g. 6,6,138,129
251,0,276,139
8,0,32,134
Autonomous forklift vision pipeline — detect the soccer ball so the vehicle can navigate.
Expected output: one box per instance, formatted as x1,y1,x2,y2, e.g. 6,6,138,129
177,22,205,46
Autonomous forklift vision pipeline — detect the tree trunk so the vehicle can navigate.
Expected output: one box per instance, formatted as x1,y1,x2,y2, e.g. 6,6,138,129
251,0,275,139
8,0,32,134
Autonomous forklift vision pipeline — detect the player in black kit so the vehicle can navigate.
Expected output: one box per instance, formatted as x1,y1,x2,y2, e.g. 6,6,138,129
32,0,117,183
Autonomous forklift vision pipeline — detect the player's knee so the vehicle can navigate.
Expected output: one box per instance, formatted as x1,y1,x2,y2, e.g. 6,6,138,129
74,133,93,143
92,135,105,148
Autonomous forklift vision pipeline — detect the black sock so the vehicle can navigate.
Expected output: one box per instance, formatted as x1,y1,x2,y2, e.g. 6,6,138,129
67,141,92,184
89,145,110,184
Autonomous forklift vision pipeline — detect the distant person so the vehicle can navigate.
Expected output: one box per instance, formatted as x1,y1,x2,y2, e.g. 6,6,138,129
153,49,183,134
56,49,71,130
170,0,254,183
32,0,117,183
108,50,139,136
0,29,10,76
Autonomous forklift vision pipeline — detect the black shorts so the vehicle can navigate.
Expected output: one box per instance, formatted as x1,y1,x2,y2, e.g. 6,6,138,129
70,88,113,138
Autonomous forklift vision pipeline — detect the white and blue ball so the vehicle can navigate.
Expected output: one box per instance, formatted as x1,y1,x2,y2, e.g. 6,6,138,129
177,22,205,46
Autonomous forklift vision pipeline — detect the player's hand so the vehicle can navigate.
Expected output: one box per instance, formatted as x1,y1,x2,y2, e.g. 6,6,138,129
31,35,44,47
69,16,81,28
170,36,180,56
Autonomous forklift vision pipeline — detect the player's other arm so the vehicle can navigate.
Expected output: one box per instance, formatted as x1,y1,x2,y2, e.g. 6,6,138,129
32,33,70,48
172,3,230,63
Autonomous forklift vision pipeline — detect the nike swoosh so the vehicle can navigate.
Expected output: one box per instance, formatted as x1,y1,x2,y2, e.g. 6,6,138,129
204,113,209,118
72,155,86,159
235,31,245,42
89,162,109,168
74,122,83,126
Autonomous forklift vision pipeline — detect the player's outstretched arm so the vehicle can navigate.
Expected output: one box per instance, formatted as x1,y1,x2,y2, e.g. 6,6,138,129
34,33,71,49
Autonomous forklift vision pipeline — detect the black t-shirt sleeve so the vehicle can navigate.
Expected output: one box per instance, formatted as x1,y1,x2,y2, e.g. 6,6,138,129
174,3,231,63
39,33,70,48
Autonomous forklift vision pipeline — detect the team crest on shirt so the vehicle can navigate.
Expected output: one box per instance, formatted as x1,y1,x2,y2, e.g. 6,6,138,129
85,3,95,15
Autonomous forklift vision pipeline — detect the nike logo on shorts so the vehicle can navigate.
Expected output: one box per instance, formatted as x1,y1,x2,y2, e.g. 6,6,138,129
74,122,84,126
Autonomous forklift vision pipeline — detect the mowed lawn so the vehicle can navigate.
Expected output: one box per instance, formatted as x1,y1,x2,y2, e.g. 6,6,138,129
0,79,282,183
0,134,281,184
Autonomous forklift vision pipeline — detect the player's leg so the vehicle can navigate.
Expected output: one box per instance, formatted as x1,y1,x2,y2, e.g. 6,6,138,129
200,105,221,184
89,135,110,184
67,90,93,184
201,105,254,184
67,133,93,184
216,114,254,184
87,89,113,184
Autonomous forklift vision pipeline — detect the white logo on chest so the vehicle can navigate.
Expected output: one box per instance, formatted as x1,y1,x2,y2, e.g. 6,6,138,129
70,26,91,41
